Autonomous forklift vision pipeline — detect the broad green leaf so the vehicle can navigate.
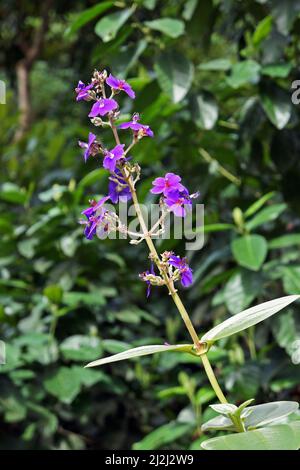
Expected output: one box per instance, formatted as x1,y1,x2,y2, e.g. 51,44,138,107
191,92,218,130
60,335,103,362
224,270,262,314
231,235,268,271
201,422,300,450
252,16,272,46
262,63,292,78
154,51,194,103
246,203,287,230
133,421,193,450
282,266,300,295
244,191,275,218
182,0,198,21
145,18,185,38
85,344,194,368
44,367,81,404
198,59,231,71
65,2,113,36
226,60,261,88
269,234,300,249
94,8,134,42
0,183,27,204
261,89,292,129
201,295,300,342
245,401,299,429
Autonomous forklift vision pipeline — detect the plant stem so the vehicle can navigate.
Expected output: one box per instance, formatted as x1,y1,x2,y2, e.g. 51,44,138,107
108,118,229,405
200,353,228,404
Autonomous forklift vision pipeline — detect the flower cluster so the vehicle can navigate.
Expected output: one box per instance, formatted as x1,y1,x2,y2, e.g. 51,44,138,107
76,68,196,291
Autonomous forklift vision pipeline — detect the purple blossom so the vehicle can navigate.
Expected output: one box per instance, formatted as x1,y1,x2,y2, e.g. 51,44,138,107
89,98,118,117
168,255,193,287
80,196,110,240
106,74,135,99
108,170,132,203
119,113,154,138
165,189,192,217
78,132,99,162
151,173,186,196
103,144,125,172
139,263,155,298
75,80,93,101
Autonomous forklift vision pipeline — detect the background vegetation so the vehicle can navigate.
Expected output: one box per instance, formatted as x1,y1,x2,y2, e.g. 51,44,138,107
1,0,300,450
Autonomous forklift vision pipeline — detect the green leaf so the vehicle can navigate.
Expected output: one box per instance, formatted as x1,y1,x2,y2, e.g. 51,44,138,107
154,51,194,103
132,421,193,450
224,270,262,314
201,295,300,342
210,404,237,415
244,192,275,218
85,344,194,368
0,183,27,204
60,335,103,362
191,92,218,130
262,63,292,78
269,234,300,249
65,2,113,36
261,88,292,129
226,60,261,88
198,58,231,71
245,203,287,231
231,235,268,271
245,401,299,429
252,16,272,46
94,8,134,42
282,266,300,295
201,422,300,450
44,367,81,404
145,18,185,38
203,223,235,233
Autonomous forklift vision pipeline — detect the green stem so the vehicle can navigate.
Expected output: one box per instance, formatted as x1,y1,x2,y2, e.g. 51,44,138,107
200,353,228,404
108,119,229,406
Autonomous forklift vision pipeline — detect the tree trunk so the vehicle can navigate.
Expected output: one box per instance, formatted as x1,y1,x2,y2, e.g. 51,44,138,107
14,60,32,142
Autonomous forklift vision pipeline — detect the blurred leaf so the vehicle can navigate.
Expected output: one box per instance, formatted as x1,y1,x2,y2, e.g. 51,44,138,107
44,367,81,404
60,336,103,362
133,421,193,450
282,266,300,294
269,234,300,249
198,58,231,71
244,192,275,218
224,270,262,314
231,235,268,271
226,61,261,88
245,204,287,230
94,8,134,42
65,2,114,36
44,285,63,304
262,64,292,78
252,16,272,46
191,92,218,130
261,89,292,129
145,18,185,38
155,51,194,103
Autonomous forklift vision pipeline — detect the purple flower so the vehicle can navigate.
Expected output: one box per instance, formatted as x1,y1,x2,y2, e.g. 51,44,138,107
78,132,100,162
75,81,93,101
119,113,154,138
106,74,135,99
80,196,110,240
103,144,125,172
165,189,192,217
151,173,186,196
139,263,155,298
168,255,193,287
108,170,132,203
89,98,118,117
